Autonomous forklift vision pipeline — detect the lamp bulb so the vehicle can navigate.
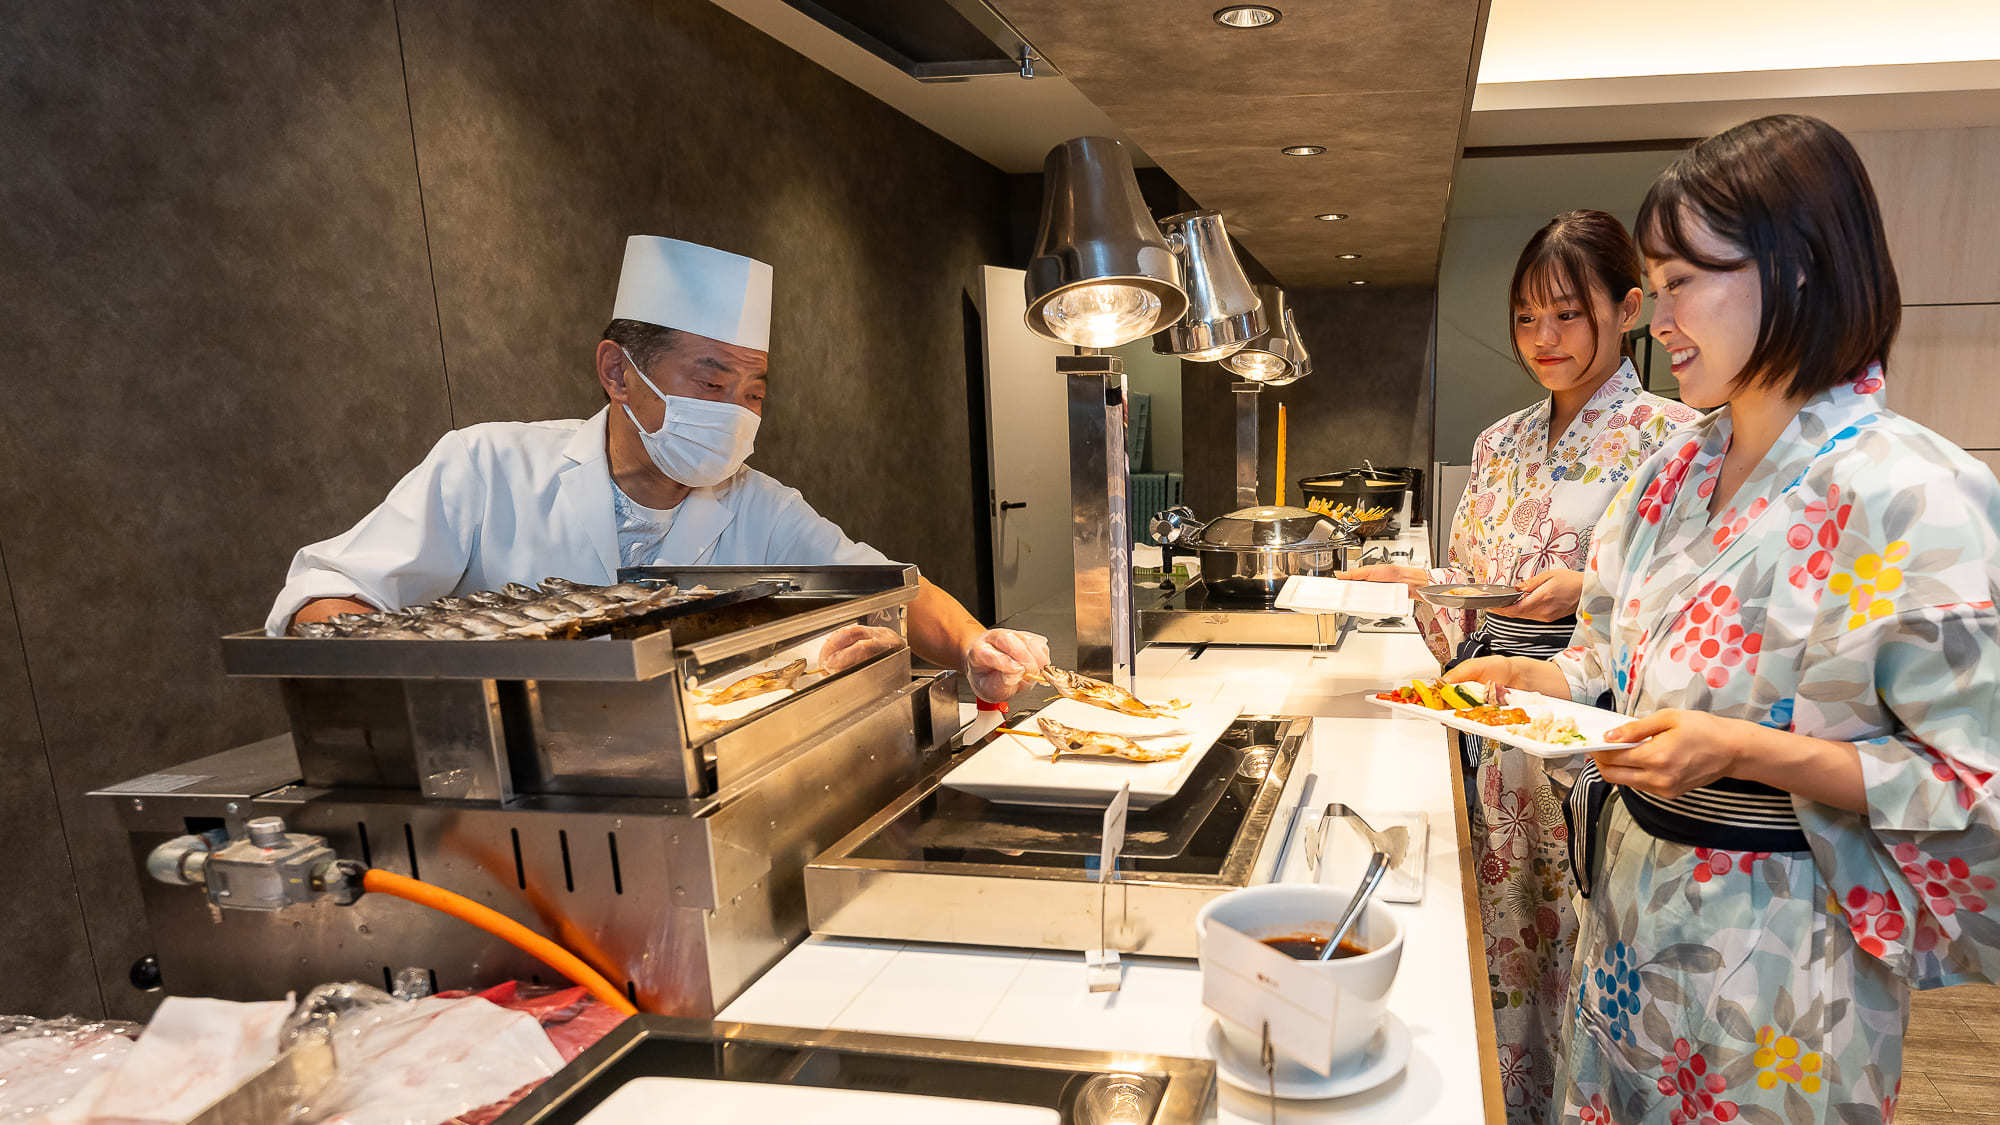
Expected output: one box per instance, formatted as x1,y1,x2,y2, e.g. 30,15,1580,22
1043,283,1162,348
1222,349,1289,380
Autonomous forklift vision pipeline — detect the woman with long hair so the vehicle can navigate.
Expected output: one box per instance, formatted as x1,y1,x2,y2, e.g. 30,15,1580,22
1352,210,1699,1122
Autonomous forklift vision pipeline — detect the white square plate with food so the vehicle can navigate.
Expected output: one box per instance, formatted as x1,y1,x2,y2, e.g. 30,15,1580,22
1368,689,1636,758
941,697,1242,810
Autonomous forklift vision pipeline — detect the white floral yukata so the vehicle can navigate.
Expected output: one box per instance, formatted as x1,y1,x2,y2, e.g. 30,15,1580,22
1424,361,1701,662
1551,364,2000,1124
1425,359,1699,1124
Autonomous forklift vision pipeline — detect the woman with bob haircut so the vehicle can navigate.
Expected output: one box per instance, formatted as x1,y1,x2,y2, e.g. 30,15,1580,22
1354,210,1698,1123
1449,113,2000,1123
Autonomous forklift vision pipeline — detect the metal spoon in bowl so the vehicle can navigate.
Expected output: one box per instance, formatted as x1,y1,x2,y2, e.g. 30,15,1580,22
1318,851,1391,962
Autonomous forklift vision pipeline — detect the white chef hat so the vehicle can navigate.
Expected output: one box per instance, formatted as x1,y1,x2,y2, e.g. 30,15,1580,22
611,235,774,352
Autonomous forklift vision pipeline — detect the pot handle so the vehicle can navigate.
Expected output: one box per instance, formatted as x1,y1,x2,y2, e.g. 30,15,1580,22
1149,506,1199,547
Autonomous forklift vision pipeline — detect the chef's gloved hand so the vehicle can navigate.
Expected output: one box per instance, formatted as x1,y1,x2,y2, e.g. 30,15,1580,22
964,628,1052,702
818,624,906,674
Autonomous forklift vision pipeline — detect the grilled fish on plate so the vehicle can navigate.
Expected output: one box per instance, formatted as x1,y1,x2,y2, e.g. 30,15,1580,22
1027,666,1187,719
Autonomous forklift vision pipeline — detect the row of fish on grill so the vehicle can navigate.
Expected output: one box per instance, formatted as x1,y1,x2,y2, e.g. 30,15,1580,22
288,578,716,640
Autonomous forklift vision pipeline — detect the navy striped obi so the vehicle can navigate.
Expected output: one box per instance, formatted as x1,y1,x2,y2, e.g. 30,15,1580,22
1478,612,1578,656
1565,739,1811,898
1448,612,1577,668
1621,778,1810,852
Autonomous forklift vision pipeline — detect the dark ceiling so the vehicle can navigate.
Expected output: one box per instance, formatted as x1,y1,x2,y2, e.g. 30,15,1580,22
988,1,1490,287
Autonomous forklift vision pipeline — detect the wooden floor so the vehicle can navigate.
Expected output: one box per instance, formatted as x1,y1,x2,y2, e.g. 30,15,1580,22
1899,983,2000,1123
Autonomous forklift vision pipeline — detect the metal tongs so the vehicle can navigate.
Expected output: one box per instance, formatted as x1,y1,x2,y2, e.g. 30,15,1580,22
1308,803,1410,875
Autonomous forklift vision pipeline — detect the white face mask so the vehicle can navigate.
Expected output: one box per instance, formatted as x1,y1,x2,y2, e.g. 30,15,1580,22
618,347,760,488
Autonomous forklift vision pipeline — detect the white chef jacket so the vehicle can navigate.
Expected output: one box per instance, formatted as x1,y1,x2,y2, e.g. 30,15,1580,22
266,408,891,634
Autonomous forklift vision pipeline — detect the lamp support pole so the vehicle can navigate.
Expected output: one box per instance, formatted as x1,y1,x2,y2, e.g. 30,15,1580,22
1233,381,1262,507
1062,352,1135,690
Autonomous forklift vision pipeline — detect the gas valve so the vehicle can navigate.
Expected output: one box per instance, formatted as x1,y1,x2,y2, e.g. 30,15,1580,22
146,816,346,911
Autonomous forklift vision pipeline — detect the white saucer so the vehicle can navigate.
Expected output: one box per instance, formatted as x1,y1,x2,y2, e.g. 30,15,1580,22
1199,1014,1412,1100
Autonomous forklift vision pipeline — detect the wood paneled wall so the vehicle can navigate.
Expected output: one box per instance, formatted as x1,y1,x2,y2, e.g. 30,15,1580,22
1849,127,2000,469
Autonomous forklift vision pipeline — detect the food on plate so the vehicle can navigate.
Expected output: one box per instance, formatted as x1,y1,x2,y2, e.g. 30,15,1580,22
1028,666,1186,719
1454,704,1529,727
1443,586,1492,597
1306,498,1392,523
1513,712,1588,745
1024,717,1190,763
1374,678,1487,711
1375,678,1596,746
696,658,808,704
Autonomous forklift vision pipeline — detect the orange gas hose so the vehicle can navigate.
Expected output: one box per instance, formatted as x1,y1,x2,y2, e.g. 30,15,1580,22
360,868,639,1016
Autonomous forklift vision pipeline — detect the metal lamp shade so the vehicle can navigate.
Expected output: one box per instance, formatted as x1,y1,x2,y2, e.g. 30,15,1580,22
1024,137,1187,348
1219,284,1296,381
1151,210,1264,361
1264,307,1311,385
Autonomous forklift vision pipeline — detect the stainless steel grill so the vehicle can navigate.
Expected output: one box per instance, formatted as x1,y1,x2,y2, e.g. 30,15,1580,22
95,565,960,1019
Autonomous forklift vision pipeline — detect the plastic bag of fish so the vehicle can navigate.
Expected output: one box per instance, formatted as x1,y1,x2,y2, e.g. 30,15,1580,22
287,577,717,641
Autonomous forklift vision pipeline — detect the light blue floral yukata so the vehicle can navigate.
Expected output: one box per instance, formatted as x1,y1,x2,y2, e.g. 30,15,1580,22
1551,366,2000,1124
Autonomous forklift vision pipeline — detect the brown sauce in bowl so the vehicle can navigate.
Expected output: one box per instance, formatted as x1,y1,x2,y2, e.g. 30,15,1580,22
1261,933,1369,959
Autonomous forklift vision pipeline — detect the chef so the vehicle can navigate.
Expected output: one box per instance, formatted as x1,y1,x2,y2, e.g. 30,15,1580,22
268,235,1048,701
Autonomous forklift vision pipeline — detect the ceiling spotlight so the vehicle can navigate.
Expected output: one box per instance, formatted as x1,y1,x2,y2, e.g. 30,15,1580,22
1337,253,1362,260
1349,280,1368,286
1213,5,1281,28
1281,145,1325,157
1315,212,1348,222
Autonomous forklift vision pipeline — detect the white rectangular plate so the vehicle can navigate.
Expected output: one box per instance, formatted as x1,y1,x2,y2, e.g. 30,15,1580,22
942,697,1242,810
1274,576,1413,618
581,1076,1060,1125
1368,690,1636,758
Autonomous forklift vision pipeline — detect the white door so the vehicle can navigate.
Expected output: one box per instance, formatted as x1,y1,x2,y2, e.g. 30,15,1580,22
980,265,1072,623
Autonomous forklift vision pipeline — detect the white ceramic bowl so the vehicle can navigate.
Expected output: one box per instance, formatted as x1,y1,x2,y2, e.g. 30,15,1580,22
1195,882,1405,1076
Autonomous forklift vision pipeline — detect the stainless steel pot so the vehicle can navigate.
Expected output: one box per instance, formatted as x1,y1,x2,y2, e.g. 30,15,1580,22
1152,504,1362,598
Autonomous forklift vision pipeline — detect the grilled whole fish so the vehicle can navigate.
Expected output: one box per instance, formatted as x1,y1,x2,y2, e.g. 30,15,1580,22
1032,717,1188,763
285,576,709,640
1026,667,1186,719
696,658,809,704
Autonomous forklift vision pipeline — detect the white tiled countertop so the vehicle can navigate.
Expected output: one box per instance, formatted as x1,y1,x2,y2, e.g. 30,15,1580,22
723,582,1504,1123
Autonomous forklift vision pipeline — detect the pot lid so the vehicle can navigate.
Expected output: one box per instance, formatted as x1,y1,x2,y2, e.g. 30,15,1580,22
1193,505,1355,549
1299,466,1411,487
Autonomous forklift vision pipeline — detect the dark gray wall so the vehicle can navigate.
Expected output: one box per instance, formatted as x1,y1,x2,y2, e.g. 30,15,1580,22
0,0,1007,1019
1182,287,1436,520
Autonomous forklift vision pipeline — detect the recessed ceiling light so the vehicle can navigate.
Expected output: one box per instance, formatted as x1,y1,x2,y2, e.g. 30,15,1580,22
1281,144,1325,157
1337,252,1362,260
1349,280,1368,286
1213,5,1281,29
1315,212,1348,222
